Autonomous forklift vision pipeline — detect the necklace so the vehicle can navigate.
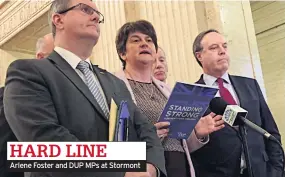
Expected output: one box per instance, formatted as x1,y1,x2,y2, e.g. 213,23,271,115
124,70,155,99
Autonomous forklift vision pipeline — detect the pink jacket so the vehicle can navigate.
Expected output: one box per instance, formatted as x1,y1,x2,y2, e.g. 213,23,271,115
114,69,209,177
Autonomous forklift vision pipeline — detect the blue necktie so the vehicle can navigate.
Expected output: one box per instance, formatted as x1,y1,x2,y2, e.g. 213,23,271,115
77,61,109,118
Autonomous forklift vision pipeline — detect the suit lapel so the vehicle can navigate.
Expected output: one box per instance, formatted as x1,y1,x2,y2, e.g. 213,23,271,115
228,75,244,107
47,51,108,121
196,74,206,85
195,74,211,116
197,74,243,105
196,74,240,133
152,77,171,98
92,65,114,107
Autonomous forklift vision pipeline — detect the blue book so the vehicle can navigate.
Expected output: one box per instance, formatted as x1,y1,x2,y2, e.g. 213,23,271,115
115,101,130,142
158,82,218,139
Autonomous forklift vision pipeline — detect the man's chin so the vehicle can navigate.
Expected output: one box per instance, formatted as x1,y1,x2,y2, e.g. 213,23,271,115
83,30,99,39
218,63,229,70
82,33,99,45
223,65,229,71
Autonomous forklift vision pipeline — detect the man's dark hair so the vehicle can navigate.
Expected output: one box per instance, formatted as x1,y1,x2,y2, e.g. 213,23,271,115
192,29,220,67
115,20,158,69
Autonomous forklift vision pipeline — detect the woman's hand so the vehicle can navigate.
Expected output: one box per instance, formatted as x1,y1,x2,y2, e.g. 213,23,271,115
154,122,170,139
194,112,225,139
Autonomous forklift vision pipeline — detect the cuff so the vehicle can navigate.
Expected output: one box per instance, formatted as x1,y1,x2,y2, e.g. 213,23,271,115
155,166,160,177
194,130,209,144
147,163,161,177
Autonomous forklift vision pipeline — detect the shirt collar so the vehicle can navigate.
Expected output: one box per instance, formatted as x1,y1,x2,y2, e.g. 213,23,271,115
54,46,93,70
203,72,231,86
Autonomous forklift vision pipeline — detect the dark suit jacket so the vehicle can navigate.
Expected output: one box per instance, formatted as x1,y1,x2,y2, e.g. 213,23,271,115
3,51,166,177
0,87,24,177
191,74,283,177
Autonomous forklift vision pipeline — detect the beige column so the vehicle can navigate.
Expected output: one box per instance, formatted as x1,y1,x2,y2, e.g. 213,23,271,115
251,1,285,146
123,0,264,92
0,0,52,86
196,1,285,145
124,1,202,88
122,1,284,144
195,0,266,96
0,49,34,86
91,0,126,73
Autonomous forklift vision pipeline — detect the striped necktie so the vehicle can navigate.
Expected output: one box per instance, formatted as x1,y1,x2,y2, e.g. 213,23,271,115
77,61,110,118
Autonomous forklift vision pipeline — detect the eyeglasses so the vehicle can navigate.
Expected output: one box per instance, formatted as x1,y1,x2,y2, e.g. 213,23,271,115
57,3,104,24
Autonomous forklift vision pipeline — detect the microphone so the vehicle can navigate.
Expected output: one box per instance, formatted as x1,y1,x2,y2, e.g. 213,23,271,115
209,97,277,142
210,97,285,177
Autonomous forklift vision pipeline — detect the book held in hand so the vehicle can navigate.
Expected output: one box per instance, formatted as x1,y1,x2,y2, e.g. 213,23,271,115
158,82,218,139
109,99,130,142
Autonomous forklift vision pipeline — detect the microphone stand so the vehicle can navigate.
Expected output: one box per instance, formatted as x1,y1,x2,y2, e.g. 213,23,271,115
239,116,285,177
239,125,254,177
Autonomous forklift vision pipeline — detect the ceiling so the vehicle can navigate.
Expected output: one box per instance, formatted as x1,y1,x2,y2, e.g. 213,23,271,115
1,12,50,55
0,1,257,56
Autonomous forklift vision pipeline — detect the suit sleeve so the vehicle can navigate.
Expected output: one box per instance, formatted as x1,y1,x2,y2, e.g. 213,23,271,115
116,79,167,177
254,80,283,172
187,131,209,153
4,60,79,142
133,108,167,176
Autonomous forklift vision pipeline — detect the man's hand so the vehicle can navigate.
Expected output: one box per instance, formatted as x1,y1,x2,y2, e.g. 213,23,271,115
154,122,170,139
124,172,150,177
194,112,225,139
124,163,157,177
146,163,157,177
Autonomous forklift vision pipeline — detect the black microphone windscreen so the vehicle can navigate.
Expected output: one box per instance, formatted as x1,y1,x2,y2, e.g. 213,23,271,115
209,97,228,115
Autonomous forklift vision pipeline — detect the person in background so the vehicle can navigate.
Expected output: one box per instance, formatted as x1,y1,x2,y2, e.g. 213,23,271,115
191,29,283,177
0,88,24,177
114,20,225,177
35,33,54,59
0,33,54,177
4,0,166,177
153,47,168,83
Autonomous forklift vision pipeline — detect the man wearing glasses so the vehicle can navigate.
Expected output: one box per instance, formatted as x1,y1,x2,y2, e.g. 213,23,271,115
3,1,166,177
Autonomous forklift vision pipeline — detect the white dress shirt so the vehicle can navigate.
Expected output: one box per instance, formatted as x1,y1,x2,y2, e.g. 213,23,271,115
54,46,108,110
203,73,246,171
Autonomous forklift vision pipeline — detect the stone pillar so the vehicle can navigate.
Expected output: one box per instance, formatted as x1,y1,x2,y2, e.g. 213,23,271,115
195,0,266,96
251,1,285,147
123,1,202,87
0,0,52,86
0,49,34,86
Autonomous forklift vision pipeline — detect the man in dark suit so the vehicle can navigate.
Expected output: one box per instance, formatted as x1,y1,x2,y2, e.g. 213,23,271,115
0,87,24,177
190,29,283,177
3,0,166,177
0,34,53,177
0,33,54,177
